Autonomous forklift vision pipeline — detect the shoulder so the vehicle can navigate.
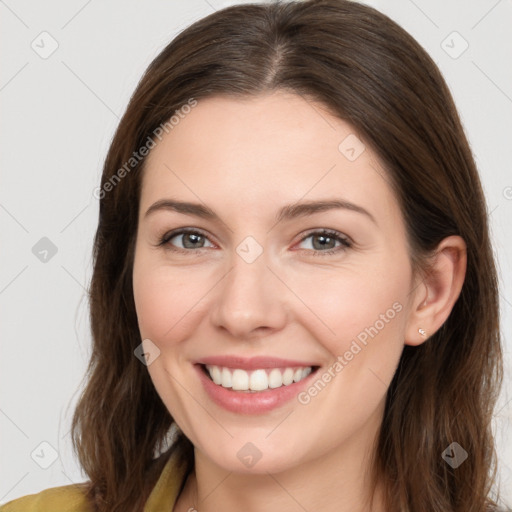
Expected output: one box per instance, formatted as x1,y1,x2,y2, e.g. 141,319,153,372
0,441,191,512
0,482,93,512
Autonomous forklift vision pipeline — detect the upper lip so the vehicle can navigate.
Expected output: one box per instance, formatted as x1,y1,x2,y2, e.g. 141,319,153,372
196,355,318,370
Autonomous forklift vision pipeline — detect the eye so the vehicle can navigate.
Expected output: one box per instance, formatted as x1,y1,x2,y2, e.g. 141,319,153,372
158,228,215,253
157,227,352,256
295,229,352,256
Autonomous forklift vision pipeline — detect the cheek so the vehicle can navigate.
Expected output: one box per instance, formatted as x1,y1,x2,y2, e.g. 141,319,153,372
132,257,208,343
289,258,409,357
133,276,172,341
290,270,407,426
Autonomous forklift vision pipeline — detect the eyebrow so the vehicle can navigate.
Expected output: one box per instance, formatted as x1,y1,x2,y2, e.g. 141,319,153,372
144,198,377,225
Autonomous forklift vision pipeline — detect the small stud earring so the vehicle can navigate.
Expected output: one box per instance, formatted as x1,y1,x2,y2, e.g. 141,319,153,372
418,328,427,337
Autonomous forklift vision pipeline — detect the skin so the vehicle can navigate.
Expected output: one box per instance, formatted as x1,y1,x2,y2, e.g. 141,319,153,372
132,91,467,512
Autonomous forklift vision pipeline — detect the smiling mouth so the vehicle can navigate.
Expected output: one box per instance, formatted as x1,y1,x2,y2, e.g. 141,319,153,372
199,363,320,393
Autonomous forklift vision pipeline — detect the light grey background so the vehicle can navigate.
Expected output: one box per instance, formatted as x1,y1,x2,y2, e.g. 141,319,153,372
1,0,511,506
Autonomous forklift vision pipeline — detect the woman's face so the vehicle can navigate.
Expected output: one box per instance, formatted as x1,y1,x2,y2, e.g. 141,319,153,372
132,91,424,474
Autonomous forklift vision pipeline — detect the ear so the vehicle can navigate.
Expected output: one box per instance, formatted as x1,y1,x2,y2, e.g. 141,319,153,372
404,235,467,346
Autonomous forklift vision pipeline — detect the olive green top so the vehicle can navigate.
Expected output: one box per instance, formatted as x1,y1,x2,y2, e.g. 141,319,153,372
0,448,188,511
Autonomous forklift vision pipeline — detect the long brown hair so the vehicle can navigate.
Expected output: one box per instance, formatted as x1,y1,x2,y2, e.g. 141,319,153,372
71,1,506,510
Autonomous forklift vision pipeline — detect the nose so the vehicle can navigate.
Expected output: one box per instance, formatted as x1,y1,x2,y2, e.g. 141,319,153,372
210,249,289,340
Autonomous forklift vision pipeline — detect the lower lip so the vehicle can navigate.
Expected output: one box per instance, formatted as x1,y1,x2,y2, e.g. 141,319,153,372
194,364,318,415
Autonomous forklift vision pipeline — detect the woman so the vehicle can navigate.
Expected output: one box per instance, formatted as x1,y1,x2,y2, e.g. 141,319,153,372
1,0,507,511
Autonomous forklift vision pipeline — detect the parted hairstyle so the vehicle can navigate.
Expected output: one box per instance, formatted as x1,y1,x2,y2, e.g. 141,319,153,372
70,1,506,511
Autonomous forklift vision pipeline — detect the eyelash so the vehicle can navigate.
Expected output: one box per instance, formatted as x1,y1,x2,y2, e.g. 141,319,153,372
156,228,352,256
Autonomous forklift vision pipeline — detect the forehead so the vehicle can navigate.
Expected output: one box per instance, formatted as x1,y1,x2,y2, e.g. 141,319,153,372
145,91,353,173
140,91,399,225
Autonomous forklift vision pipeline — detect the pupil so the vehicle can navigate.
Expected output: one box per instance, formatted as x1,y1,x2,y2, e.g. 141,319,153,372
184,233,203,248
313,235,334,250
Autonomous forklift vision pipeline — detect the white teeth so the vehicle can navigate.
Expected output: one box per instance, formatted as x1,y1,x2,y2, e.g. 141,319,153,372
282,368,294,385
249,369,268,391
232,369,249,390
205,365,314,391
221,367,232,388
268,368,282,388
210,365,222,385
